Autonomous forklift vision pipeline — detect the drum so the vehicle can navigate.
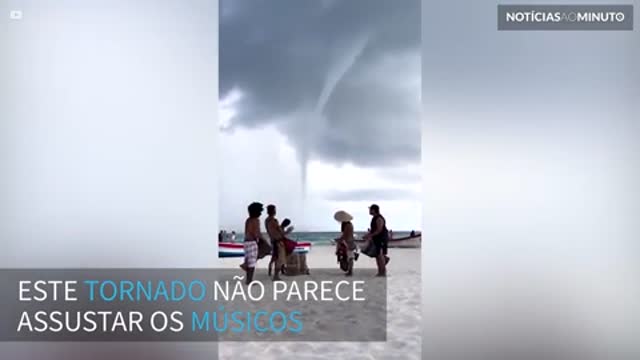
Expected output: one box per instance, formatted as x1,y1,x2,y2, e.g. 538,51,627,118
285,253,309,276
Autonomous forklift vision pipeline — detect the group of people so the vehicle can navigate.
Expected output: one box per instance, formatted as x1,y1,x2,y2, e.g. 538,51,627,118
240,202,299,284
239,202,391,284
218,230,236,243
333,204,390,277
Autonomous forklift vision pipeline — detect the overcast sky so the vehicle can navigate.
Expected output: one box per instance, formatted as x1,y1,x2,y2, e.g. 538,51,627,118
219,0,421,232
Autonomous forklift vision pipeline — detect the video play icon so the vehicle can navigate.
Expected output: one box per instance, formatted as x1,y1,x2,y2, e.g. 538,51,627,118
9,10,23,20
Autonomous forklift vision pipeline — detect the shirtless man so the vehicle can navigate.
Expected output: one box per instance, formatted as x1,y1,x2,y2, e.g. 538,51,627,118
243,202,265,284
265,205,287,281
269,218,294,276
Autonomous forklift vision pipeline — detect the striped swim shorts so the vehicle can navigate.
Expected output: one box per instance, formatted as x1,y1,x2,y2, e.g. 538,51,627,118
244,240,258,268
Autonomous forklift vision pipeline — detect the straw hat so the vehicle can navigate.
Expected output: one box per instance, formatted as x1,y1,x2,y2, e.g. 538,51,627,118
334,210,353,223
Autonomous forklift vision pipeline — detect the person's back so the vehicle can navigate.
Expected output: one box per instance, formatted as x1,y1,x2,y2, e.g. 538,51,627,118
265,205,286,280
342,221,356,250
245,218,260,240
370,214,388,242
342,221,356,276
265,216,280,241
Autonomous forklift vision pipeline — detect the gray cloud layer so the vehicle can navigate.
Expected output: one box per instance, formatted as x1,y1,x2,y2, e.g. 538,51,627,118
323,188,418,202
220,0,421,168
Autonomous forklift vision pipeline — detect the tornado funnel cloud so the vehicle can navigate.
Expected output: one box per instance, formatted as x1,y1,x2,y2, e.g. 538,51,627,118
315,33,370,114
300,147,309,198
298,33,370,211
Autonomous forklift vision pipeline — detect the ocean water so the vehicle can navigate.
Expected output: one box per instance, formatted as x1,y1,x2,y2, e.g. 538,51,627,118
221,231,413,246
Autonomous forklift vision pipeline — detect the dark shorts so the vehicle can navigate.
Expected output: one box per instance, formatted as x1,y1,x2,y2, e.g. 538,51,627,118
271,241,279,257
373,237,388,256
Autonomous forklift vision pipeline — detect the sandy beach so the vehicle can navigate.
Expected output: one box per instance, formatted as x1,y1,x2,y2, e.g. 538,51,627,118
216,245,422,360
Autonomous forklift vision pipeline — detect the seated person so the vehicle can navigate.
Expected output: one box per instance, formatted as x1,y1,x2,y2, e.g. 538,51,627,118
281,218,310,275
281,218,294,235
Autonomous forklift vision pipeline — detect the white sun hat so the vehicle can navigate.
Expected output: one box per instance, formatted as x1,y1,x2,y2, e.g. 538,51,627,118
334,210,353,223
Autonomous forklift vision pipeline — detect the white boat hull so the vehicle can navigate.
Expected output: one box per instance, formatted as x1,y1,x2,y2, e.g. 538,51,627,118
386,235,421,248
355,235,421,249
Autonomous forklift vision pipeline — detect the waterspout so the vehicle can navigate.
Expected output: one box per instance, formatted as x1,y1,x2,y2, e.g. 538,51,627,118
298,33,370,202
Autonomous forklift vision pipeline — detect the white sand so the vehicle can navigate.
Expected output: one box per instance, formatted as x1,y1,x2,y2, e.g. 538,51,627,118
216,245,422,359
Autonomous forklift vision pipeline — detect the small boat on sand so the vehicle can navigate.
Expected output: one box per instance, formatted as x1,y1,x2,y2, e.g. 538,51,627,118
218,241,312,258
386,234,421,248
355,233,421,249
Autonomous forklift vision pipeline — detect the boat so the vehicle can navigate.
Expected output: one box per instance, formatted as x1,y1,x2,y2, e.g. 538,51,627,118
218,241,312,258
386,234,421,248
355,233,421,249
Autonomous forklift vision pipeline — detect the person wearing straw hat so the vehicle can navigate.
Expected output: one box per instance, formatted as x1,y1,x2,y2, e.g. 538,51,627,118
334,210,357,276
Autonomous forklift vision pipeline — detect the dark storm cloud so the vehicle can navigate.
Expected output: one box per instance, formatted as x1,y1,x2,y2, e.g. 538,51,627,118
220,0,421,167
323,188,418,202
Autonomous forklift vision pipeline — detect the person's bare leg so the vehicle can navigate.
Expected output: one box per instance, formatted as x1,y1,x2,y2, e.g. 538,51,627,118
273,242,285,280
376,253,386,276
268,258,274,276
273,257,281,281
246,267,255,284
